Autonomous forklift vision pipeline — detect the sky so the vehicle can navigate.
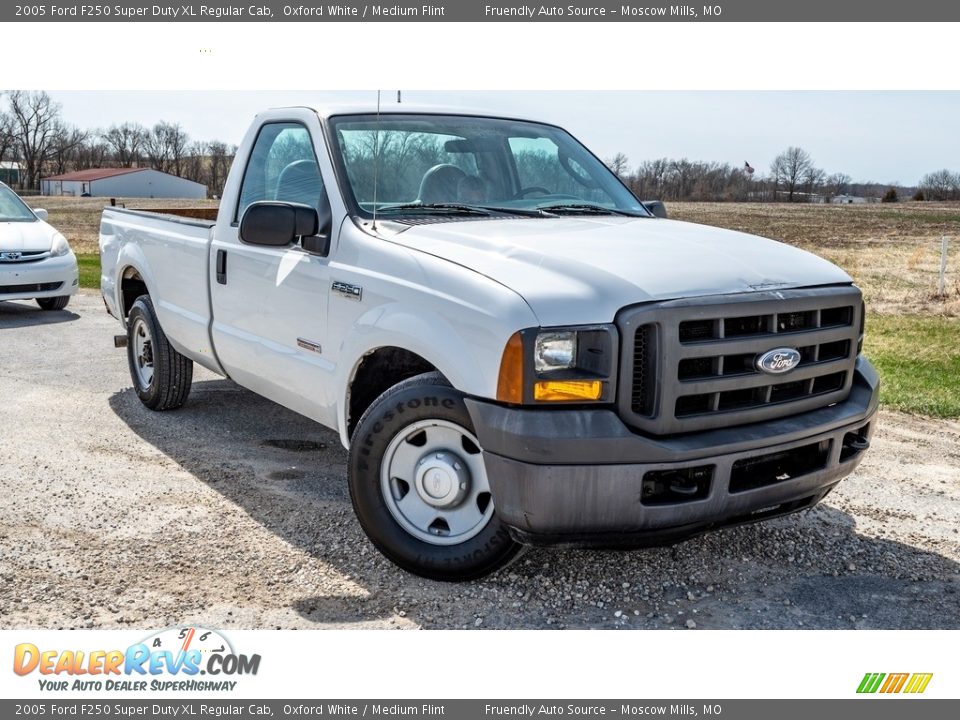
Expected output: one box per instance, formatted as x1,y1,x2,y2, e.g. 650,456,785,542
47,90,960,186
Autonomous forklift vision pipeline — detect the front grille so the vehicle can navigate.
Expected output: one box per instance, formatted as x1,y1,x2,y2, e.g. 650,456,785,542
631,324,656,415
618,286,863,435
0,250,49,263
0,281,63,294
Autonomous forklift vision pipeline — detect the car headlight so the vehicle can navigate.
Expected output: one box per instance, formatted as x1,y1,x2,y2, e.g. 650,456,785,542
49,234,71,257
497,325,618,404
534,331,576,372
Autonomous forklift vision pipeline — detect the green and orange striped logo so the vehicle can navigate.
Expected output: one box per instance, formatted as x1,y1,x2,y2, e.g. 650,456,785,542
857,672,933,694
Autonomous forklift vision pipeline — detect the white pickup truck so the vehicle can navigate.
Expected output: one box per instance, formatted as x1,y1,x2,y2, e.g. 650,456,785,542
100,105,879,580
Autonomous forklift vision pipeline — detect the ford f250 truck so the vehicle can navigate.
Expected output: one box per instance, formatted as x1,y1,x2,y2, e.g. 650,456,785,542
100,105,879,580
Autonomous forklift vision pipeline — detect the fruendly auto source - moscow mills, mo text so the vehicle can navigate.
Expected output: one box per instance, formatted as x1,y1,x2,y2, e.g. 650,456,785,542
485,5,710,18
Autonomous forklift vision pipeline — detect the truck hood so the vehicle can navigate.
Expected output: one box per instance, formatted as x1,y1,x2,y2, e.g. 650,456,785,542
0,220,60,253
391,216,853,325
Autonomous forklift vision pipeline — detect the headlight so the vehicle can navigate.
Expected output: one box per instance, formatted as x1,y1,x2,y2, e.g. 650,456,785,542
50,234,71,257
497,325,618,404
534,331,576,372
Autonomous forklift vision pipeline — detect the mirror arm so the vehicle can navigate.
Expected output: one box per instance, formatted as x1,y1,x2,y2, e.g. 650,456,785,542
300,233,331,257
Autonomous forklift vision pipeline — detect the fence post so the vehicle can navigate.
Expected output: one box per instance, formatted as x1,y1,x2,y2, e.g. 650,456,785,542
939,236,949,296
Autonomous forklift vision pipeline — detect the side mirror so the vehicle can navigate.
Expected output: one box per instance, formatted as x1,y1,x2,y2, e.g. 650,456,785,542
239,201,321,247
33,208,49,221
642,200,668,219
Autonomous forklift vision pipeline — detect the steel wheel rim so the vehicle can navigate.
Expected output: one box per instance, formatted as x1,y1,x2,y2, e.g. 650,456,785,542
380,419,494,546
131,317,155,390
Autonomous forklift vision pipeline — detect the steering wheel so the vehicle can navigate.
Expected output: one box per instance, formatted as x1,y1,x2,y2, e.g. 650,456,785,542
513,186,552,199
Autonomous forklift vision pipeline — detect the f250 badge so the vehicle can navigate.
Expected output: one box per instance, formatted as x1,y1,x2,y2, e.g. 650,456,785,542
332,280,362,301
755,347,801,375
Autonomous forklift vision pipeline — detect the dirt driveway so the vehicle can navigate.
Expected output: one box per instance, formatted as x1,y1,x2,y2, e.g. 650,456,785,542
1,292,958,630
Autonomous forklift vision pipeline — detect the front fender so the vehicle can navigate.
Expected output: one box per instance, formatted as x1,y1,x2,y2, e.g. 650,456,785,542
335,303,516,449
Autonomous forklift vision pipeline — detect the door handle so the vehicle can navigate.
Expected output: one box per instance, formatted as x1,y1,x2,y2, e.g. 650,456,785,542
216,249,227,285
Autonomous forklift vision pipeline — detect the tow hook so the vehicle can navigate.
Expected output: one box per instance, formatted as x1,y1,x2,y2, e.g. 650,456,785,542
845,435,870,452
669,476,702,496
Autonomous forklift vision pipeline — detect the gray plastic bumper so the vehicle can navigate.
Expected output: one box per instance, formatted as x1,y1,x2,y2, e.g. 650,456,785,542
465,357,879,545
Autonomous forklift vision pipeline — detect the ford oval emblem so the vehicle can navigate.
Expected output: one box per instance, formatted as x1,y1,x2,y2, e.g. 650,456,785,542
755,347,802,375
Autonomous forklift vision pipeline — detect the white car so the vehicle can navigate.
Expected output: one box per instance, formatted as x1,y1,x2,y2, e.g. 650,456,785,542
0,182,79,311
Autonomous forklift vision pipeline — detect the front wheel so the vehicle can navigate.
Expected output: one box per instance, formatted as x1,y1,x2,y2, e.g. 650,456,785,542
126,295,193,410
36,295,70,311
348,372,521,581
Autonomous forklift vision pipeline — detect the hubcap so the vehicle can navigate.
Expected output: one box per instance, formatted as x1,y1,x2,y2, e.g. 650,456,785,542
131,317,154,390
415,451,469,508
380,419,493,546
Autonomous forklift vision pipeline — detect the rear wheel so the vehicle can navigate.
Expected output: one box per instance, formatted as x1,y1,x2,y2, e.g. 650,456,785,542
36,295,70,311
126,295,193,410
348,372,521,581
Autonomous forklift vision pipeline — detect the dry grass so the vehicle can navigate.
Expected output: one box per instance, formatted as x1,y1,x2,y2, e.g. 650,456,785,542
37,196,219,255
670,201,960,316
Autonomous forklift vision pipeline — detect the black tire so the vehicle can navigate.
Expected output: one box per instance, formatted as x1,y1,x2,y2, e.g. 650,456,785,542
348,372,522,581
126,295,193,411
36,295,70,311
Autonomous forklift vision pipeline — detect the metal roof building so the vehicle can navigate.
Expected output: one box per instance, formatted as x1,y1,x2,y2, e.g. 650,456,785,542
41,167,206,199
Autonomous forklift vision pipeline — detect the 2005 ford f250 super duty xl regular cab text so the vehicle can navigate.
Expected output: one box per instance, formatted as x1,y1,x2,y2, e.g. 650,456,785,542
100,106,879,580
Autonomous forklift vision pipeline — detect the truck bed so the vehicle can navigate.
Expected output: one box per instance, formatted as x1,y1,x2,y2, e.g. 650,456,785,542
99,205,220,374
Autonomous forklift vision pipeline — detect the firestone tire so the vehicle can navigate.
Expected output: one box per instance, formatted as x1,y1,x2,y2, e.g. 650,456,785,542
126,295,193,411
348,372,522,581
36,295,70,311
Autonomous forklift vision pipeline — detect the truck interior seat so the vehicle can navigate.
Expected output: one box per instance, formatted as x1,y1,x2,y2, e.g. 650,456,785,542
276,160,324,210
417,164,467,204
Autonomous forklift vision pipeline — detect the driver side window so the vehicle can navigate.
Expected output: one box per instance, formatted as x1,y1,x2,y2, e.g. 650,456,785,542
236,122,328,222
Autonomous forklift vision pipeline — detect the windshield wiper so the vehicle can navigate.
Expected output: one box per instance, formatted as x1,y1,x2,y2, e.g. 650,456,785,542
474,205,547,217
535,203,646,217
376,203,494,216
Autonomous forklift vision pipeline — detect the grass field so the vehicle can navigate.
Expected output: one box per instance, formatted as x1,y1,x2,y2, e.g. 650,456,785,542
41,196,960,418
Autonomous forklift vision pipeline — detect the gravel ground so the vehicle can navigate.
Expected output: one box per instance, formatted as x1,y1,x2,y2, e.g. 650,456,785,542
1,292,958,630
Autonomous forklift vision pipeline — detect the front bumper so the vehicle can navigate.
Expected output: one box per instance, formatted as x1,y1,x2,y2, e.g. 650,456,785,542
466,357,879,546
0,252,79,301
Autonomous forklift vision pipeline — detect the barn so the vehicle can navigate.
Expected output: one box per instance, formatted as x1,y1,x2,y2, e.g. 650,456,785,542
40,168,207,199
830,194,868,205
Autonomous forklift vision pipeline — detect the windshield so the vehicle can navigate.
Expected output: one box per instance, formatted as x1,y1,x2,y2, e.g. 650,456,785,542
328,114,648,218
0,185,38,223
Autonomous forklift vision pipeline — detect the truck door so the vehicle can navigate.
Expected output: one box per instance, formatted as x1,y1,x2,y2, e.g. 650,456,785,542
209,119,335,423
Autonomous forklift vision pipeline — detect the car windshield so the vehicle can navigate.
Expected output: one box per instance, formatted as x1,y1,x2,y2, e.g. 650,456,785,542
329,114,649,219
0,185,39,223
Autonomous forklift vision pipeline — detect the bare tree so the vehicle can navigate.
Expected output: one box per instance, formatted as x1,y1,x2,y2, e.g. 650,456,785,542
73,135,110,170
770,146,818,202
103,122,147,167
826,172,850,198
919,169,960,201
48,124,88,175
605,152,630,179
144,121,190,175
6,90,64,190
207,140,235,197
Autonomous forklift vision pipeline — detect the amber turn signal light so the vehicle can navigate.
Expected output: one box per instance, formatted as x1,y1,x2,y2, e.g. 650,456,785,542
533,380,603,402
496,332,525,404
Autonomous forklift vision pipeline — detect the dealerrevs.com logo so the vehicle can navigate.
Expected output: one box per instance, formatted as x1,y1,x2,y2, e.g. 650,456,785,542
857,672,933,694
13,627,261,693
